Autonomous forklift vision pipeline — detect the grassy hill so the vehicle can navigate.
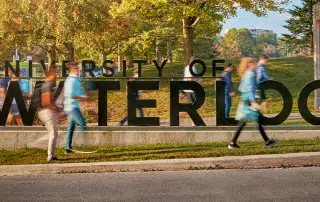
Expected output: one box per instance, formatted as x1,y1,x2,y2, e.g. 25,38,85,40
80,57,314,124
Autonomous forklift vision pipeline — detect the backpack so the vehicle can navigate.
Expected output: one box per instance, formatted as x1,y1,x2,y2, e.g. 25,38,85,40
32,82,43,107
54,88,64,110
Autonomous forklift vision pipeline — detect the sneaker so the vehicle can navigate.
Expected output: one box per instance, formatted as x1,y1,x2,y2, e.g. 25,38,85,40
266,140,278,148
65,149,73,154
228,143,240,149
47,156,58,162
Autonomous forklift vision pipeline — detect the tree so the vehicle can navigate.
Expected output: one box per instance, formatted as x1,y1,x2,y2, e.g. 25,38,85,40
112,0,288,65
282,0,320,55
221,28,255,58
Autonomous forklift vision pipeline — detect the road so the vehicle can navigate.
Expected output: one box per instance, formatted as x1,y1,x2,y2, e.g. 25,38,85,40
0,167,319,201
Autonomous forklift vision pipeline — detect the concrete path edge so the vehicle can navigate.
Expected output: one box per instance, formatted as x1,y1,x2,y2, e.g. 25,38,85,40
1,152,320,176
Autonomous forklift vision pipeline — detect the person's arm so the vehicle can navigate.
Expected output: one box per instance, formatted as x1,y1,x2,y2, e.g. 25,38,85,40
261,67,271,81
225,72,232,93
247,71,257,103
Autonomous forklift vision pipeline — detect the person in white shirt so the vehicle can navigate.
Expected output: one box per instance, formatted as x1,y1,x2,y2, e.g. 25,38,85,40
183,56,201,104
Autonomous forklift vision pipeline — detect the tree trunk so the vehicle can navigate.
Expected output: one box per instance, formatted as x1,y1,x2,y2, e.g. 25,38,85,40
117,43,122,71
102,51,107,61
64,42,75,60
183,17,195,66
167,38,173,63
156,39,161,62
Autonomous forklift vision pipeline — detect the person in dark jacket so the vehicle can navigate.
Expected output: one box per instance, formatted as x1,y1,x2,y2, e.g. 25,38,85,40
221,63,235,118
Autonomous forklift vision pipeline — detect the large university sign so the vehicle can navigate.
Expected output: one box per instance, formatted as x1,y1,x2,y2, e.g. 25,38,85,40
1,59,320,126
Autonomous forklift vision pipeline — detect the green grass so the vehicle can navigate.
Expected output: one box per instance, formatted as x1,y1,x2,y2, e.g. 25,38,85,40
1,139,320,165
80,57,315,123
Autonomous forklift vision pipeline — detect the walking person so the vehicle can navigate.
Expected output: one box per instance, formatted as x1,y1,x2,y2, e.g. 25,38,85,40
221,63,235,118
119,69,144,126
38,69,59,162
6,69,23,125
0,70,7,111
183,56,201,104
64,62,88,153
228,58,277,149
256,55,272,109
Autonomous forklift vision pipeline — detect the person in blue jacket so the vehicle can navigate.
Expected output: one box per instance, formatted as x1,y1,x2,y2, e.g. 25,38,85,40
228,58,277,149
221,63,235,118
256,55,272,108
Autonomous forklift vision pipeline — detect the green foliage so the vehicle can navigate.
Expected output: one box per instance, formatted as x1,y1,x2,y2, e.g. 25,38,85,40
221,28,255,58
282,0,320,55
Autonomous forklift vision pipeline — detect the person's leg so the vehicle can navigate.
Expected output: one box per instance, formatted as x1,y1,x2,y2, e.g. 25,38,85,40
257,113,270,142
66,112,76,150
230,121,246,144
225,93,231,118
120,116,128,126
72,108,87,131
15,115,23,125
138,108,144,117
6,114,13,125
39,109,58,160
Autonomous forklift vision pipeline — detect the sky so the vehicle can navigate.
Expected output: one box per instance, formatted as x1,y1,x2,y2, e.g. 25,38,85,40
221,0,303,36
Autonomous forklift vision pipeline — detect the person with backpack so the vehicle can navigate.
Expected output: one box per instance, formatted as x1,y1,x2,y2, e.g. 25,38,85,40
64,62,88,153
38,68,59,162
221,63,235,118
228,58,277,149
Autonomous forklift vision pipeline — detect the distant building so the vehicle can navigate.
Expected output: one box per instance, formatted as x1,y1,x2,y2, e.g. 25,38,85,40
224,28,277,39
248,28,276,38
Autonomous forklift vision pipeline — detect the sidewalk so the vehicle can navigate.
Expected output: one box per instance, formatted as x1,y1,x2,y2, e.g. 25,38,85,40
1,152,319,176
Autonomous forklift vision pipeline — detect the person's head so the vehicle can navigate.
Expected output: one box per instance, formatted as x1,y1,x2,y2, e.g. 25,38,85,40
189,56,195,64
259,55,269,65
224,63,233,72
237,57,257,76
68,62,80,76
133,68,139,77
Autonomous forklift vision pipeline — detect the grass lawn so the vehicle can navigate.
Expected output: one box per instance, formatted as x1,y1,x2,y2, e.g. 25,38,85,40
80,57,314,124
1,139,320,165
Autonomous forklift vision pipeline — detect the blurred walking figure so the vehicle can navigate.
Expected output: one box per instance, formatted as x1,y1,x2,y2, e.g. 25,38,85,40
0,70,7,111
183,56,201,104
7,69,23,125
64,62,88,153
256,55,272,109
221,63,235,118
38,68,59,162
228,58,277,149
119,69,144,126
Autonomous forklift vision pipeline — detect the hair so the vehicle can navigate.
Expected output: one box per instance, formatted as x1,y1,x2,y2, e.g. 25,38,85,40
237,57,256,77
46,69,56,77
189,56,195,63
259,54,269,60
67,61,79,69
224,63,232,69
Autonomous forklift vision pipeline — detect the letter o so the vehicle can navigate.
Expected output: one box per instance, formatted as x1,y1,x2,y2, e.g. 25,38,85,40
298,80,320,125
189,60,206,77
258,80,293,125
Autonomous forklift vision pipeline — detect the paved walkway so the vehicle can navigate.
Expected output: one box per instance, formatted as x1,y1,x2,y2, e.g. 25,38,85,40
1,167,319,201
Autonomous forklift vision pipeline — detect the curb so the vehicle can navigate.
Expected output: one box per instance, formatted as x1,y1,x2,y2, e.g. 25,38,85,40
1,152,320,176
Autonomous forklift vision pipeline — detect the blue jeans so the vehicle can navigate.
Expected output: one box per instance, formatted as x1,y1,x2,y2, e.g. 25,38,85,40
225,92,232,118
65,108,87,150
120,108,144,126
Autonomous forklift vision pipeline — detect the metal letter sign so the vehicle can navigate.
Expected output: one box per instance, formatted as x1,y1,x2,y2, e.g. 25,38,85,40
0,60,320,126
